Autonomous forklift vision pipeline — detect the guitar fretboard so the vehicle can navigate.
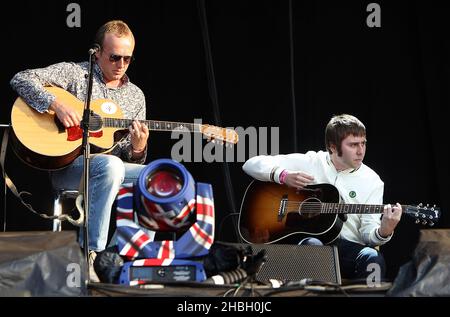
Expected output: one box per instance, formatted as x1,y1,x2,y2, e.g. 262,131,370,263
103,118,200,132
320,203,404,214
294,202,408,214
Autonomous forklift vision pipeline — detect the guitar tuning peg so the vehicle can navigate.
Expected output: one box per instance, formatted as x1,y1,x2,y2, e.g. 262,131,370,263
415,219,420,224
418,203,423,207
429,222,434,226
422,220,427,225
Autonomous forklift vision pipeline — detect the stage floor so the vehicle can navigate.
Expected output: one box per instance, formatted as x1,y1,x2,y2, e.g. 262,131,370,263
88,280,392,297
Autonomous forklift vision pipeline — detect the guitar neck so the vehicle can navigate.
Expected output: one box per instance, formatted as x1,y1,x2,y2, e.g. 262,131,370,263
103,118,200,132
320,203,408,214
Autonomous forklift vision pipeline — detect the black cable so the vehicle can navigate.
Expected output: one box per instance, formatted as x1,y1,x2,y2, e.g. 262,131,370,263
197,0,240,242
217,212,240,241
288,0,298,152
205,268,248,285
262,279,350,297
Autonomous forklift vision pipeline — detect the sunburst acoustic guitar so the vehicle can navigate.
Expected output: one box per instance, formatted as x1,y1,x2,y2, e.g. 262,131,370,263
10,86,239,170
238,180,440,245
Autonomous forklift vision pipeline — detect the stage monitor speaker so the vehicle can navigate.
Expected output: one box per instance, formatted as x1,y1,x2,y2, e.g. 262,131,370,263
233,243,341,285
0,231,87,296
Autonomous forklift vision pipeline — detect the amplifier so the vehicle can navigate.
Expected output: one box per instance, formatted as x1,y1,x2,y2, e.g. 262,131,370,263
119,259,206,285
231,243,342,285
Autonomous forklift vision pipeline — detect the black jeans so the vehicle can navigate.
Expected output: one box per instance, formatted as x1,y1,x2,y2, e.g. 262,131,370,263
335,239,386,280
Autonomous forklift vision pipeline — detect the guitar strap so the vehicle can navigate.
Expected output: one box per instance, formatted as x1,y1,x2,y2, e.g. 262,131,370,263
1,127,23,200
1,127,83,227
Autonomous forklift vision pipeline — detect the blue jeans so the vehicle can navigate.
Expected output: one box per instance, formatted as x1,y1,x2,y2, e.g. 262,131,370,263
50,154,146,252
300,238,386,279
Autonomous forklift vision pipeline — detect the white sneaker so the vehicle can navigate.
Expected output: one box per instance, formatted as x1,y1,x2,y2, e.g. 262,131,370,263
88,251,100,283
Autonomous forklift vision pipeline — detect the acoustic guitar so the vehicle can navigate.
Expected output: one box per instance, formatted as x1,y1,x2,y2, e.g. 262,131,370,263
10,86,239,170
238,180,440,244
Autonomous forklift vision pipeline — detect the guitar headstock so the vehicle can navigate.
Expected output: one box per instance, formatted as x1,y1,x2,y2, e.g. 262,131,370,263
404,204,440,226
201,125,239,145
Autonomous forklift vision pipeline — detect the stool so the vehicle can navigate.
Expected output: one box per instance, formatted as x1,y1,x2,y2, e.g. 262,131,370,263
53,189,79,231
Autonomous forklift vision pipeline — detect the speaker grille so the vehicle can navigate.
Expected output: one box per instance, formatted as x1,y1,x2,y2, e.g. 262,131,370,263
234,243,341,285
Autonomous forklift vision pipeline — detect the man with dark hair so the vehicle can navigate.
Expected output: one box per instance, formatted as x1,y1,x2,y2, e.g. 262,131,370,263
10,20,150,281
242,114,402,280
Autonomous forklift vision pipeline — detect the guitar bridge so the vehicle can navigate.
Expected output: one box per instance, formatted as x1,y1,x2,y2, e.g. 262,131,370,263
278,194,288,222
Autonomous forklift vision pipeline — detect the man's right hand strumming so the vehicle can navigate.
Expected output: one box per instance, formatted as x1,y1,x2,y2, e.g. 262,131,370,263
283,171,315,190
49,100,81,128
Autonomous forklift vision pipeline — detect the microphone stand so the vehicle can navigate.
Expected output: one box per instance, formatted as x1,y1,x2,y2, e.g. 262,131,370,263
81,48,97,281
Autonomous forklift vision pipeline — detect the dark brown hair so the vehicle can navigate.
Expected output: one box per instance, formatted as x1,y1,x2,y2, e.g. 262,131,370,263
325,114,366,156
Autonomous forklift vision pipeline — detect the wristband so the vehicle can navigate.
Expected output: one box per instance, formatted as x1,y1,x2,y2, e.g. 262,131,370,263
279,170,288,184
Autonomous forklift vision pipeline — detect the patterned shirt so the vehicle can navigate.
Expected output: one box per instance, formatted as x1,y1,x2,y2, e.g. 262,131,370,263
10,61,147,164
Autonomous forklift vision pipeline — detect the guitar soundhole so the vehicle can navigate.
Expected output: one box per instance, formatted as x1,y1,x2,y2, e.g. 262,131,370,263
299,197,322,219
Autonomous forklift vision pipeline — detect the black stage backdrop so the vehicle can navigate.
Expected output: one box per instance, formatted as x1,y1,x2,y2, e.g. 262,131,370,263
0,0,448,280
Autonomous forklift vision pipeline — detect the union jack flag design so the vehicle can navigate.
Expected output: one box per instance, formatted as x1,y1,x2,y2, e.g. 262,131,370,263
135,181,196,232
120,259,207,285
115,182,215,260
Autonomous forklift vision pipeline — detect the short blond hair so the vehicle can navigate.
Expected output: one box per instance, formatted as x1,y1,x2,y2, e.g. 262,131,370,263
94,20,135,47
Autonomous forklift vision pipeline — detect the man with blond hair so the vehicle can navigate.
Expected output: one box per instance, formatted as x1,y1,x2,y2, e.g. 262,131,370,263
11,20,149,281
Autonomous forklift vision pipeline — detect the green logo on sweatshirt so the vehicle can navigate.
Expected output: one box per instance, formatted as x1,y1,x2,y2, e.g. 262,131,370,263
349,191,356,198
